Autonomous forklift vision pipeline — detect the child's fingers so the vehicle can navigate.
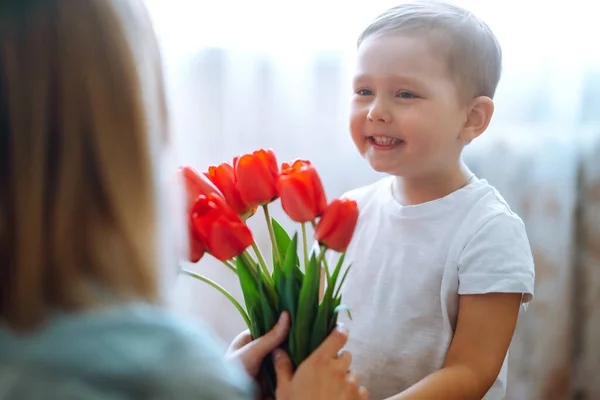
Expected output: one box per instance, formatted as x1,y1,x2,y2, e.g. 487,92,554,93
359,386,369,400
336,349,352,370
314,324,349,359
228,329,253,352
243,312,289,358
273,349,293,384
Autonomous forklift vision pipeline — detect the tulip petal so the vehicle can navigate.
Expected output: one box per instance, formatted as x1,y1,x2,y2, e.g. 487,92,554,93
314,205,337,241
190,194,254,261
263,149,279,178
235,151,279,206
208,216,254,261
278,175,315,222
189,232,206,263
324,210,357,252
211,163,250,215
304,167,327,216
278,160,327,223
179,166,222,210
315,199,358,252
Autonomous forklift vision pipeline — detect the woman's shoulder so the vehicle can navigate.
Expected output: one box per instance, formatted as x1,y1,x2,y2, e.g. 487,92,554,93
0,302,255,400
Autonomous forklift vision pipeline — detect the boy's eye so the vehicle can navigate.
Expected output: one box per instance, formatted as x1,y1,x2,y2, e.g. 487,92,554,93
397,91,416,99
356,89,373,96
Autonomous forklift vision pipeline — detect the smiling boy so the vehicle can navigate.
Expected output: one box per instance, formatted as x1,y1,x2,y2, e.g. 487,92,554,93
336,2,535,399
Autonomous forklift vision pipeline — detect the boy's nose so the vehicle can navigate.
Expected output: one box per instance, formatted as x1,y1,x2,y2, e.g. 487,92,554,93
367,99,391,123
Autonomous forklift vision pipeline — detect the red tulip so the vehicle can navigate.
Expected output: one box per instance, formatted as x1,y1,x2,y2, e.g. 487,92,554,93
277,160,327,223
234,149,279,206
315,198,359,252
189,227,206,263
178,165,222,210
191,193,254,261
205,162,254,218
177,166,222,263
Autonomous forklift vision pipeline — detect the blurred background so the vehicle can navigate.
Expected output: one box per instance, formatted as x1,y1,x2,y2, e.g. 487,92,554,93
145,1,600,398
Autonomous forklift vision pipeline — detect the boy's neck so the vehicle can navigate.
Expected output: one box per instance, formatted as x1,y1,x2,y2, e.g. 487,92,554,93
391,164,475,206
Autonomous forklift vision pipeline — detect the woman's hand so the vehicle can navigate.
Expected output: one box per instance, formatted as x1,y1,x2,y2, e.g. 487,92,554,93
226,312,290,378
274,326,368,400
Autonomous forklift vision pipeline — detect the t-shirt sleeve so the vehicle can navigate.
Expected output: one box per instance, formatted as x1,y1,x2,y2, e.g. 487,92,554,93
457,211,535,311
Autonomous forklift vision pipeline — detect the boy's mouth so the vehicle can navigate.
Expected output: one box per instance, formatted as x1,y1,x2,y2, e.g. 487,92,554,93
368,135,404,148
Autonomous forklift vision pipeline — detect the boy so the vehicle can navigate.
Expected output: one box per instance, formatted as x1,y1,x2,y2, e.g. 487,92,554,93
336,1,535,399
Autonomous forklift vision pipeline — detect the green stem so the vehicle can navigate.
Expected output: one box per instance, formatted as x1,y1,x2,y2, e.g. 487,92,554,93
181,268,251,329
222,260,237,274
252,242,273,283
312,219,331,281
319,245,331,281
301,222,309,270
242,250,279,309
263,204,282,267
241,251,259,278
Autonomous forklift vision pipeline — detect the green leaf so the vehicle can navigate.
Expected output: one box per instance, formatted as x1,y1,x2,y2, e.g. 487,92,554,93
262,265,280,312
249,306,263,340
294,252,320,363
272,218,303,311
283,234,298,278
286,327,298,369
328,252,346,293
328,295,342,332
309,253,345,353
333,295,342,310
327,297,354,334
281,234,299,325
236,256,263,339
294,264,304,292
272,218,292,264
278,233,301,366
333,261,352,300
334,303,353,320
273,265,282,315
272,255,282,294
309,292,331,354
258,276,277,335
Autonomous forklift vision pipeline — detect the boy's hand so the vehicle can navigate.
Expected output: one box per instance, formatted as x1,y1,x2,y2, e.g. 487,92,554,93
226,312,289,378
274,326,369,400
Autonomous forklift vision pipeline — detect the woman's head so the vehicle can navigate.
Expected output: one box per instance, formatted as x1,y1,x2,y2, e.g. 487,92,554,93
0,0,171,330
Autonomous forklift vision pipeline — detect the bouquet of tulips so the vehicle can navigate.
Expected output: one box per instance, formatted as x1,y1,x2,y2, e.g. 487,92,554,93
177,148,358,396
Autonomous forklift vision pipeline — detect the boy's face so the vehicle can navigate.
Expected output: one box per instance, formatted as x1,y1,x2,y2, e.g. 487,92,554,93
350,34,469,178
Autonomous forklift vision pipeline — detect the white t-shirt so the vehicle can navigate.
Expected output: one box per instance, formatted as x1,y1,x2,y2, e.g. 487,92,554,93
334,177,535,400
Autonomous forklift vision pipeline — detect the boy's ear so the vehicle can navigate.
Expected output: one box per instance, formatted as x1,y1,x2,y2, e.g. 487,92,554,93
460,96,494,142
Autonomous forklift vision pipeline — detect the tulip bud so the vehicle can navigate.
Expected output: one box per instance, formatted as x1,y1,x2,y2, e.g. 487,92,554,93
315,198,359,252
191,194,254,261
277,160,327,223
234,149,279,206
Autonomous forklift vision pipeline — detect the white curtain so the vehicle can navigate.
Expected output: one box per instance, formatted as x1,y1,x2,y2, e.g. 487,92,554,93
146,1,600,398
145,0,600,188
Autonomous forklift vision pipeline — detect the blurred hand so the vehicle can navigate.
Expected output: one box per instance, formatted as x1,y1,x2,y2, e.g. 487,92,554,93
274,326,368,400
227,312,290,378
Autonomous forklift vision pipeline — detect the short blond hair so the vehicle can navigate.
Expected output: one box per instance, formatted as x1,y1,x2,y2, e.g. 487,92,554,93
0,0,168,331
358,0,502,100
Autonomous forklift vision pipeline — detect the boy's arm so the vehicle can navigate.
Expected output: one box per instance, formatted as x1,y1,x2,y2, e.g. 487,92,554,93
387,292,522,400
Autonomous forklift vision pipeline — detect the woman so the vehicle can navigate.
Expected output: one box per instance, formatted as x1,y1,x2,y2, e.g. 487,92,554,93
0,1,367,399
